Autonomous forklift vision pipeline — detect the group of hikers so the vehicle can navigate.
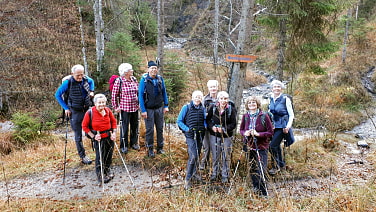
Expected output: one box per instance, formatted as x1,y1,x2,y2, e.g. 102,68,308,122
55,61,295,196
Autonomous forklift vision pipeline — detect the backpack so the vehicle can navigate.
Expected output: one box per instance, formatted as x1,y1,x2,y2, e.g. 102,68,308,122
212,100,236,119
109,75,119,92
283,94,294,111
261,111,274,128
142,73,163,104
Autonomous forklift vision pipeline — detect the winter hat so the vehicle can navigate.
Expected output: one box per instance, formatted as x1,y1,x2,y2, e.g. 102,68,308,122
148,61,158,68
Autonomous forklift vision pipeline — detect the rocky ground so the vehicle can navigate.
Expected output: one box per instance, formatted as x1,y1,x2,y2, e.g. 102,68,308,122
0,118,375,201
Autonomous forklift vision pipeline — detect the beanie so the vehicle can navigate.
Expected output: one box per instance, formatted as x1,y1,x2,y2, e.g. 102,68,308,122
148,61,158,68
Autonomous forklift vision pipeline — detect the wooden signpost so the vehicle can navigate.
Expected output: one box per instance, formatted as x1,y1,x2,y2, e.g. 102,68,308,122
225,54,257,63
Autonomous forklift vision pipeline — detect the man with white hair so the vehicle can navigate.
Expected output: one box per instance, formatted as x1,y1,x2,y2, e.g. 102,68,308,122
55,64,95,164
138,61,169,157
112,63,140,154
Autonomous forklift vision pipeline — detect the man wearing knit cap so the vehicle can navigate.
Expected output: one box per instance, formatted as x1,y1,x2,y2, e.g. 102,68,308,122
138,61,169,157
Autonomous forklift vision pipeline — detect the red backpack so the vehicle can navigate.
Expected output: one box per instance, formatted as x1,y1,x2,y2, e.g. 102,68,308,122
108,75,119,92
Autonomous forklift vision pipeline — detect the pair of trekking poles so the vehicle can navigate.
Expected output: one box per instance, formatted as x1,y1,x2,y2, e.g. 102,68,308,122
62,113,135,191
228,135,268,196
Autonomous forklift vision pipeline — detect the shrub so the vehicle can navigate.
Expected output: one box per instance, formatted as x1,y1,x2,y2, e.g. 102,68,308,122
11,112,42,144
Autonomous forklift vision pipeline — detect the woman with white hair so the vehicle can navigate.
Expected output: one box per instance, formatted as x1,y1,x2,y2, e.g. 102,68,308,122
111,63,140,154
82,94,117,185
268,80,295,175
206,91,237,183
177,90,206,189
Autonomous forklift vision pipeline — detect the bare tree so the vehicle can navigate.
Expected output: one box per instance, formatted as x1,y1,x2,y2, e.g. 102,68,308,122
77,3,89,76
157,0,164,74
227,0,253,113
93,0,105,72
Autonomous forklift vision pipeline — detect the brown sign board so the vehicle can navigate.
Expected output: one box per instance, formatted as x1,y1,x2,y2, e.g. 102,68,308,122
225,54,257,63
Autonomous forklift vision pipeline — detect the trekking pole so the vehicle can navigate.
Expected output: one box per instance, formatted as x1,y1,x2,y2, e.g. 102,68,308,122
1,162,10,206
252,135,268,196
98,139,105,192
195,130,203,181
63,117,69,185
227,148,244,194
113,141,135,188
119,112,125,151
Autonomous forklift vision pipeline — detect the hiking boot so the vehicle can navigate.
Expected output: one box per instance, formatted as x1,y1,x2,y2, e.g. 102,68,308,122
198,162,205,170
221,177,229,184
210,175,217,182
192,175,202,183
121,147,128,154
157,149,165,154
103,176,111,184
132,144,140,150
107,171,115,179
148,148,155,158
184,180,192,190
81,156,92,165
269,167,280,175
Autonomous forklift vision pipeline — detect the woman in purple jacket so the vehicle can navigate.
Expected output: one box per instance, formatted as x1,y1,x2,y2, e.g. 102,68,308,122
240,96,274,196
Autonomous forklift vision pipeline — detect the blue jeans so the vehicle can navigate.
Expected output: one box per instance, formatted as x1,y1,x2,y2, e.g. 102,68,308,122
70,109,86,158
144,107,164,149
120,110,139,149
185,131,204,181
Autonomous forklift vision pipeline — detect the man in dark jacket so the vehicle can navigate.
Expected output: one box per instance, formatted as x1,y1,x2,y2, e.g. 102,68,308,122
206,91,237,183
138,61,169,157
55,64,94,164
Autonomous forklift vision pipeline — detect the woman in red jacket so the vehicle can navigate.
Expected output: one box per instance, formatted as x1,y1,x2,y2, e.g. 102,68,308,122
82,94,117,184
239,96,273,197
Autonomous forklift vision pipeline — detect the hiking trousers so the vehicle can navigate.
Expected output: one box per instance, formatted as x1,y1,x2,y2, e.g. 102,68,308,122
144,107,164,150
199,131,211,169
209,135,232,179
120,110,139,149
94,137,114,179
269,128,286,168
185,131,204,181
249,149,268,196
70,109,86,158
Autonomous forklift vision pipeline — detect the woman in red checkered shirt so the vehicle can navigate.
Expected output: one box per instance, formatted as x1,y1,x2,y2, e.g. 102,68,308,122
111,63,140,154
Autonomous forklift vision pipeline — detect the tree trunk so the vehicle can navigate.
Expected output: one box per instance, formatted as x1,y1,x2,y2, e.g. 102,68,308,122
93,0,105,72
157,0,164,74
276,18,286,80
342,9,351,64
213,0,219,67
77,4,89,76
227,0,253,114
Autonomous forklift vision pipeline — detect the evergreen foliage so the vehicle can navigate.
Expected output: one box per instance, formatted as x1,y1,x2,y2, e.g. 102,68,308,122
11,112,42,144
130,1,157,46
162,52,188,113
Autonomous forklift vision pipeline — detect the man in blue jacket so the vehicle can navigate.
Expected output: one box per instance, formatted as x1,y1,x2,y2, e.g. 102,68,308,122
138,61,169,157
55,64,94,164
